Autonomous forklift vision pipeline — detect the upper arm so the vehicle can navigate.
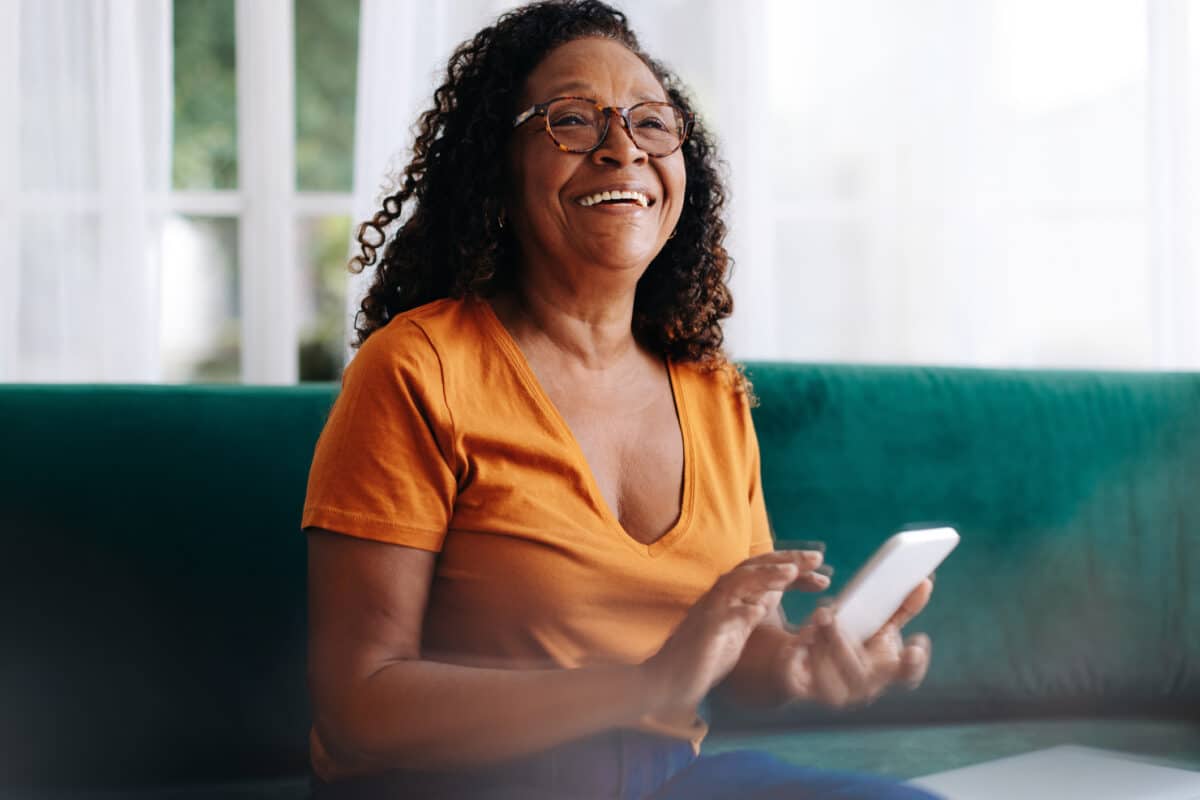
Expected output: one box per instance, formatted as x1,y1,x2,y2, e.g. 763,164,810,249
306,527,436,723
301,322,458,550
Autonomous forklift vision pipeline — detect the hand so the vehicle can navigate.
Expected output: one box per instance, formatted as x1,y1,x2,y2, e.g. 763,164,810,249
640,550,831,715
775,578,934,709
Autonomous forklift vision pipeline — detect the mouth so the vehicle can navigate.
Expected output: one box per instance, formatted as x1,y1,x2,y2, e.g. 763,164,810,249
575,189,653,209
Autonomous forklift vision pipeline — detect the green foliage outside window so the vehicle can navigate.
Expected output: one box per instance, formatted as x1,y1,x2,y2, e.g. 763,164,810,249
296,0,360,192
173,0,237,190
300,216,352,382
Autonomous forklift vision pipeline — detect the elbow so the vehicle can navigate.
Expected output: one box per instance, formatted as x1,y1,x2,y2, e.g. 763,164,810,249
309,668,443,774
311,702,392,777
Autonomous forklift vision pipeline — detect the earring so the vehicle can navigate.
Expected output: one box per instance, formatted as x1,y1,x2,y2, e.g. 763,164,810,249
497,208,507,230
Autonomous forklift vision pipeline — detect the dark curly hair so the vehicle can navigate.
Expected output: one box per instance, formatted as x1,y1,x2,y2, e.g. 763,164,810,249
350,0,742,384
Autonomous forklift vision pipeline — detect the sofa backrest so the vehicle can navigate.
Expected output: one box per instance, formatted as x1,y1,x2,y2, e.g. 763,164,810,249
2,366,1198,787
1,385,333,789
721,363,1200,730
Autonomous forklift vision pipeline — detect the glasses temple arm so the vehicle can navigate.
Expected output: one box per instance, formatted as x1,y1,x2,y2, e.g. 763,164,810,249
512,106,539,128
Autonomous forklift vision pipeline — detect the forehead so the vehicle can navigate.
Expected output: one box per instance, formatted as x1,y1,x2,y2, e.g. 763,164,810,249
519,37,668,106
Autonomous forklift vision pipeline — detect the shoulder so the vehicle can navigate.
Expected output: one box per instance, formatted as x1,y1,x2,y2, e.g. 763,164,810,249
674,357,755,431
348,297,481,385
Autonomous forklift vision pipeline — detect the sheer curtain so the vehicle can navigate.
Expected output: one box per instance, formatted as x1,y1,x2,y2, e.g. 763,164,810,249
347,0,509,358
1,0,172,382
348,0,1197,369
756,0,1197,369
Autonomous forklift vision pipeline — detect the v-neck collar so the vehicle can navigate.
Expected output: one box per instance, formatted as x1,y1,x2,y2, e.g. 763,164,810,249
473,295,696,559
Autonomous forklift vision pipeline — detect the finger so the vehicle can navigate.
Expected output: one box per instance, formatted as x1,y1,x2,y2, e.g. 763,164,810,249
809,648,854,708
815,607,872,697
741,588,785,615
788,569,832,593
863,623,904,686
776,635,813,699
786,623,820,647
725,563,801,604
887,578,933,630
741,549,825,571
899,633,932,690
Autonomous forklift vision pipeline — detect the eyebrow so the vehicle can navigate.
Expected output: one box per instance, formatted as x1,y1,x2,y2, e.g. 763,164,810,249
543,81,666,104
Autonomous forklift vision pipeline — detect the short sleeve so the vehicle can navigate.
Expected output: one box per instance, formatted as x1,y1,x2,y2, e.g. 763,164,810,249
745,398,775,557
301,319,458,551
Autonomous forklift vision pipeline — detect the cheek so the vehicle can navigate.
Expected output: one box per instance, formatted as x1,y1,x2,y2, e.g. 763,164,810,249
510,144,563,216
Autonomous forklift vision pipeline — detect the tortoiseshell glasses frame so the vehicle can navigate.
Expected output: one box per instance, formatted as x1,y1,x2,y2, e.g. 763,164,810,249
511,96,695,158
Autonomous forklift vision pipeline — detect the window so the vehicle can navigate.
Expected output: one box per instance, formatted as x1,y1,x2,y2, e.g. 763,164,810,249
166,0,359,383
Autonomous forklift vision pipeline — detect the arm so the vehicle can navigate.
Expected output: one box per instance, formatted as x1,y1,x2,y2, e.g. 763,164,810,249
308,531,822,774
307,528,659,773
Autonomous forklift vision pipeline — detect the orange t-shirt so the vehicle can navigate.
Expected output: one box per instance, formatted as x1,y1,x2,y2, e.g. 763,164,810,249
301,295,774,781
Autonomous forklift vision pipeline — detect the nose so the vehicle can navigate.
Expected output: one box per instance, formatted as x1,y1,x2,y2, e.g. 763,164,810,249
590,112,648,168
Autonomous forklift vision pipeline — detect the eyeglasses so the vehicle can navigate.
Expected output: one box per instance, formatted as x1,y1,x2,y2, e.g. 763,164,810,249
512,96,694,158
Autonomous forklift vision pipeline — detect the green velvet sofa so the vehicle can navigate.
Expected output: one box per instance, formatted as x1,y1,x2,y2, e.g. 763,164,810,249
2,364,1198,798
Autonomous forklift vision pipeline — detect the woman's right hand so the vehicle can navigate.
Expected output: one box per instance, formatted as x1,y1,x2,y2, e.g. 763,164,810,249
640,550,829,715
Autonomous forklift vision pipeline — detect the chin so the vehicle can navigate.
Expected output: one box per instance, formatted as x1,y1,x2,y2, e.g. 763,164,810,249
592,248,661,275
578,235,665,271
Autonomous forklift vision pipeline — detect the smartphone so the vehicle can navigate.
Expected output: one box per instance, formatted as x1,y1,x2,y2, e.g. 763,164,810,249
833,526,959,642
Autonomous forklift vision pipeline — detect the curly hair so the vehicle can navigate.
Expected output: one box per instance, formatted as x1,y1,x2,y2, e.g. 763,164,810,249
350,0,743,385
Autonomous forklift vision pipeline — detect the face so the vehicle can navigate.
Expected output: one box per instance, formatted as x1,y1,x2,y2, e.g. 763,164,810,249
507,37,687,285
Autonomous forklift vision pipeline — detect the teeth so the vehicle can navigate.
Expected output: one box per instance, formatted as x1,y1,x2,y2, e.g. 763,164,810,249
578,190,650,208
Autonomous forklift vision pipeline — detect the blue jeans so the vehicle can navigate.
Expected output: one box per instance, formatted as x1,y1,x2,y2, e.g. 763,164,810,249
311,729,942,799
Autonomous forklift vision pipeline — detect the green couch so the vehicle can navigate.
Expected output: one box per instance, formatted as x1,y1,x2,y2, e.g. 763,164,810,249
2,364,1198,797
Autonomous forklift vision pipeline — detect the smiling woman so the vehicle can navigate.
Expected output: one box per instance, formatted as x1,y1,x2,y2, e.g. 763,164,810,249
302,2,939,798
347,2,732,371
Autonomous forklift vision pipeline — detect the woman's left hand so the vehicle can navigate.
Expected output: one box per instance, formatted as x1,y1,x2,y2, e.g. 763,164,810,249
774,578,934,709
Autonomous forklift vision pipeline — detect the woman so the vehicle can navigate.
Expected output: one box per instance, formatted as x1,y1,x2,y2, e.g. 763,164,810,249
302,2,938,797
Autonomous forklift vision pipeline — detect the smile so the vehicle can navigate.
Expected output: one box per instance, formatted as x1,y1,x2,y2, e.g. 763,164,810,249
576,190,651,208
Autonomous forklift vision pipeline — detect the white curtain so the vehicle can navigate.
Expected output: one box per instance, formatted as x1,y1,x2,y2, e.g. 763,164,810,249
1,0,172,382
347,0,509,359
349,0,1197,369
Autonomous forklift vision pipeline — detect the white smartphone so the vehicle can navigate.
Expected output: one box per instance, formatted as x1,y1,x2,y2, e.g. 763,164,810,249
832,526,959,642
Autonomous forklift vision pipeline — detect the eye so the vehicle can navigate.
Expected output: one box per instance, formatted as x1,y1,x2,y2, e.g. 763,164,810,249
549,112,590,128
635,115,670,131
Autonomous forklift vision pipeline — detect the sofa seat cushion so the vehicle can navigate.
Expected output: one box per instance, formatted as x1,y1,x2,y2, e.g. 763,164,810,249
704,718,1200,780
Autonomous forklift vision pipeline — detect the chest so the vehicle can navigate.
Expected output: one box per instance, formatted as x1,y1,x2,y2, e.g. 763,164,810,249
541,369,685,546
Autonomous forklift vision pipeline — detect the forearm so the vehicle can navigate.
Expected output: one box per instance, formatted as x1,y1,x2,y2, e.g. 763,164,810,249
318,658,658,771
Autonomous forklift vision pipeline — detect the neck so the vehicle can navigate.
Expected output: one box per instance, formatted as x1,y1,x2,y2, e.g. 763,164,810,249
499,268,640,371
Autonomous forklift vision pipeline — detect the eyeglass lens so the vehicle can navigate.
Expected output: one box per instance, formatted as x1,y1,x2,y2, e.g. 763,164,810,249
545,99,684,156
